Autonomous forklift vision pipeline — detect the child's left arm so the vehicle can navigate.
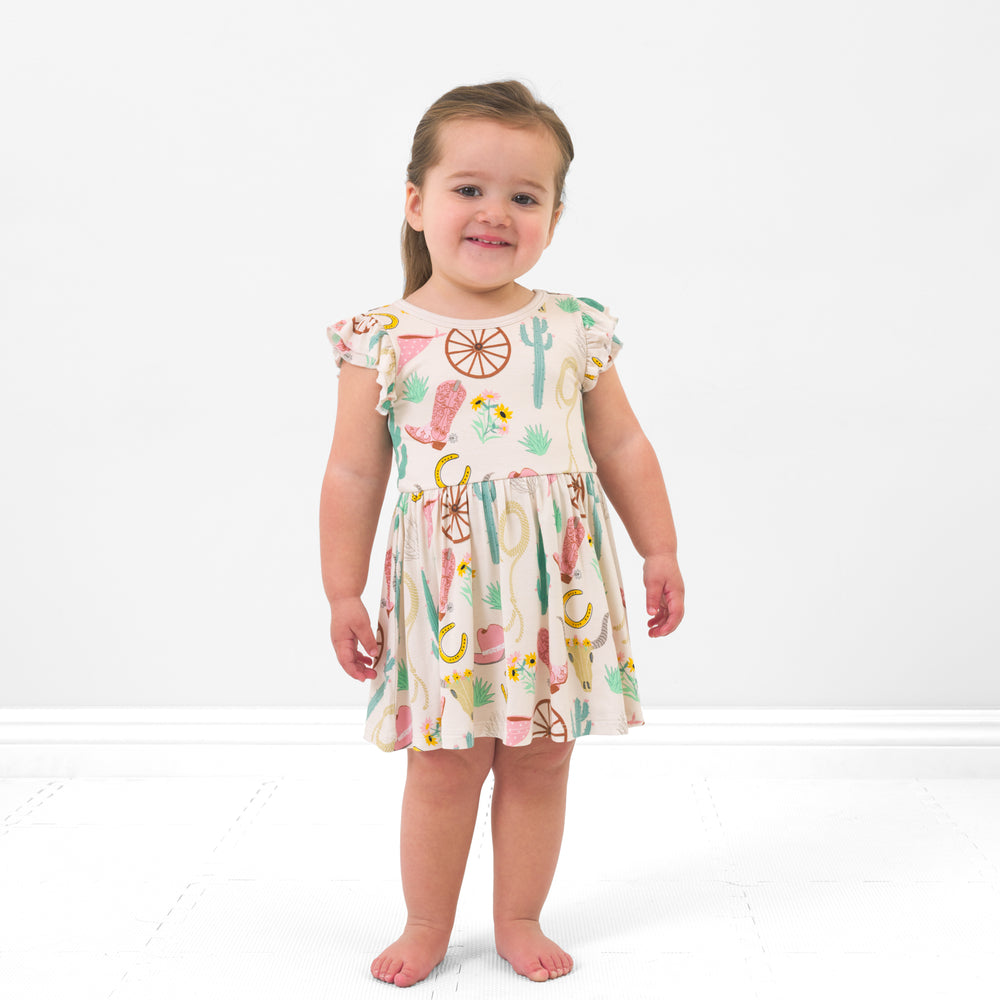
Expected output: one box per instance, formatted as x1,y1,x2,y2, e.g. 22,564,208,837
583,368,685,637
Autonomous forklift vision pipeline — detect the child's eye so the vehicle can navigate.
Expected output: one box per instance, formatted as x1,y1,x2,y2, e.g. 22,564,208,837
456,186,480,197
512,193,537,206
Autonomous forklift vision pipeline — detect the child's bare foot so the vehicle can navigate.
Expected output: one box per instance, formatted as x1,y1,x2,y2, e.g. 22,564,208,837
370,922,451,987
495,918,573,982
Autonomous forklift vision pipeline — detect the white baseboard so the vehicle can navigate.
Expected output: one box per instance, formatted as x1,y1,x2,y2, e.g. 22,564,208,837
1,707,999,778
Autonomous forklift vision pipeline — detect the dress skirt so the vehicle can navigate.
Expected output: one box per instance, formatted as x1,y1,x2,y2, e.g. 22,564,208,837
365,471,642,751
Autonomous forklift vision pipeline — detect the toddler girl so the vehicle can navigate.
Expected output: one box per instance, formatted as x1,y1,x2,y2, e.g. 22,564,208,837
320,80,684,987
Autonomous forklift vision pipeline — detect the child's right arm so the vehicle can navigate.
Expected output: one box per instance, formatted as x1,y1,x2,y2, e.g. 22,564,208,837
319,363,394,681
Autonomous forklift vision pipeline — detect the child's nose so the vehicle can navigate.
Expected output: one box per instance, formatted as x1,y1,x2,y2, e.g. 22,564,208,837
476,200,510,226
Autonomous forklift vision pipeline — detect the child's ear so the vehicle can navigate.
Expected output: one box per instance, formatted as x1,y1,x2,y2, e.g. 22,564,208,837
404,182,424,232
546,202,564,246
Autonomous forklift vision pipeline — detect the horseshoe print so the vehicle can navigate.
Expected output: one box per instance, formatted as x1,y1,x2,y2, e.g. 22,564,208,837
562,589,594,629
370,312,399,330
435,453,472,488
439,622,469,664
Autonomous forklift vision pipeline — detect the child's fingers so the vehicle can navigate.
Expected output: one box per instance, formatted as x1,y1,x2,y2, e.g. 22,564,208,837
646,581,684,638
342,604,378,660
354,619,379,661
645,577,668,620
645,582,667,638
330,602,379,681
333,637,377,681
643,555,685,638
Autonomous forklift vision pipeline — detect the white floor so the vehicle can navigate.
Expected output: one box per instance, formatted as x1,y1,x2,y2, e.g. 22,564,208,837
2,743,999,1000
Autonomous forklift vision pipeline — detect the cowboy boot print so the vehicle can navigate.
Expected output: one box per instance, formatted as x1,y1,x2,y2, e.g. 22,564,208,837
405,379,466,450
538,626,568,693
553,516,586,584
439,549,456,620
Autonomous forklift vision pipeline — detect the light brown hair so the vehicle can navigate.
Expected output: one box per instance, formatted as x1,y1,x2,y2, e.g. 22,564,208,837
401,80,575,297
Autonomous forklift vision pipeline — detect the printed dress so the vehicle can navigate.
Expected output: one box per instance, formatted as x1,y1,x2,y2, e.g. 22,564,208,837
327,289,643,751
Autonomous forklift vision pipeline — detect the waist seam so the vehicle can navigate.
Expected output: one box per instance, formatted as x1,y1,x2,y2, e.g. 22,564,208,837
396,470,599,496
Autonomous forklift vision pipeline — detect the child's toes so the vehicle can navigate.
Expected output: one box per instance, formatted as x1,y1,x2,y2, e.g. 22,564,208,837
540,955,562,978
372,956,403,983
542,949,573,978
524,960,550,982
394,962,421,988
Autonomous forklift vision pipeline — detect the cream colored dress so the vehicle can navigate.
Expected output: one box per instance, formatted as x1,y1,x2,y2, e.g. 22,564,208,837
327,290,642,751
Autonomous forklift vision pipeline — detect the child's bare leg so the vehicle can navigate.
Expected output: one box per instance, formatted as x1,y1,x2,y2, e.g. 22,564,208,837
490,737,575,981
371,737,495,987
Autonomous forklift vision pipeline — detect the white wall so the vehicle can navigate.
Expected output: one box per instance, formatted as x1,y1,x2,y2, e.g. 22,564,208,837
1,0,997,708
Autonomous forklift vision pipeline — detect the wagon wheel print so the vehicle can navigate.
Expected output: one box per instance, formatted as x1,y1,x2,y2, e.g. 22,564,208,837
374,622,386,667
567,474,585,512
445,328,512,378
532,699,568,742
441,483,471,543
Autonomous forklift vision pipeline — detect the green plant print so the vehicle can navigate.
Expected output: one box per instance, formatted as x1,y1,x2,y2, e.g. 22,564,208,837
470,392,513,443
535,531,550,615
484,580,503,611
505,651,538,696
579,402,594,466
421,570,440,661
556,295,603,330
605,659,639,702
571,698,592,737
519,315,552,408
445,669,495,715
397,658,409,693
367,680,386,719
472,479,500,564
524,669,535,696
386,410,408,481
420,713,442,749
368,327,389,352
401,373,429,403
473,676,495,707
457,554,475,606
553,498,563,534
518,423,551,455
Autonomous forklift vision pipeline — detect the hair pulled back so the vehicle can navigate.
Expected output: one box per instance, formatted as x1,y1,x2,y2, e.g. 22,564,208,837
401,80,575,298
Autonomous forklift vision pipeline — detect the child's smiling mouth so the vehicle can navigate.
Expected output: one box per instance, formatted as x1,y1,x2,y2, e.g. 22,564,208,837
466,236,511,247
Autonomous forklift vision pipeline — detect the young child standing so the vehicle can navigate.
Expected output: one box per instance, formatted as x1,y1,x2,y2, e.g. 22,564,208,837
320,81,684,988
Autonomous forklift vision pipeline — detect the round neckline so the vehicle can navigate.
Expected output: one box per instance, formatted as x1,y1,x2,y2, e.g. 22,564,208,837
393,289,546,328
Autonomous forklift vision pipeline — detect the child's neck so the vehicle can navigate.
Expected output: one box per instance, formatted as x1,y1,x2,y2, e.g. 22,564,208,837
404,280,536,320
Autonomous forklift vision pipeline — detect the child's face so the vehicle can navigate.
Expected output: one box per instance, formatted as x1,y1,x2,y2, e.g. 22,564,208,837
405,118,564,306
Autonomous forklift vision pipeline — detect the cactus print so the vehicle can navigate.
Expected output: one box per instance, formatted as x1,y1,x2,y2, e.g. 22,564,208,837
327,290,641,752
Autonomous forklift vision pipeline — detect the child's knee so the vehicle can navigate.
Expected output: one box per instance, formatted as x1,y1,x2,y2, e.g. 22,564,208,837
491,737,574,781
407,738,496,790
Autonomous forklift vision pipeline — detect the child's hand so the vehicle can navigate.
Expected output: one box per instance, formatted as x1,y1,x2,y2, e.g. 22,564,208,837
330,597,379,681
643,553,685,638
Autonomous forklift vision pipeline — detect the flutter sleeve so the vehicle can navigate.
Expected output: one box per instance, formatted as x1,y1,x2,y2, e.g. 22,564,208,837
578,297,623,391
326,312,398,415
